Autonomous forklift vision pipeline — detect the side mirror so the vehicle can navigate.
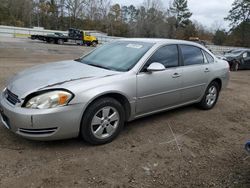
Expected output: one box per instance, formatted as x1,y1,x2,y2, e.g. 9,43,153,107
243,52,248,60
147,62,165,72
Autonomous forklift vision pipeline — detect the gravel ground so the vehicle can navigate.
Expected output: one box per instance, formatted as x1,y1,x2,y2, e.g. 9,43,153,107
0,38,250,188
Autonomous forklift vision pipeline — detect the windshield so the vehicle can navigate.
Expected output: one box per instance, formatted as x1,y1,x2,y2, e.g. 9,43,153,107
78,41,153,72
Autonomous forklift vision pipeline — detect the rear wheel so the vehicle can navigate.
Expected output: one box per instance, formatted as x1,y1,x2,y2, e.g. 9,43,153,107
198,81,220,110
48,38,55,44
80,97,125,145
57,39,64,45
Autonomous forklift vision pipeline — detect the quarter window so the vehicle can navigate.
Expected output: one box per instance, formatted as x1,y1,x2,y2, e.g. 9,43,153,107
180,45,204,66
204,50,214,63
144,45,179,70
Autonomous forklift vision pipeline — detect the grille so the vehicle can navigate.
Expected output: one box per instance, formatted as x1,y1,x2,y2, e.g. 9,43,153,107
18,127,57,135
6,89,20,105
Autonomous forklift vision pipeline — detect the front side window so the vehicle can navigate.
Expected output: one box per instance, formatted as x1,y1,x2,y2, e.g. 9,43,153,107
143,45,179,71
180,45,204,66
78,41,153,72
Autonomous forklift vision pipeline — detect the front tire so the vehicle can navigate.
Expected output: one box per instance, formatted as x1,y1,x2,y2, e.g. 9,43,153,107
232,60,239,71
92,41,97,47
198,81,220,110
80,98,125,145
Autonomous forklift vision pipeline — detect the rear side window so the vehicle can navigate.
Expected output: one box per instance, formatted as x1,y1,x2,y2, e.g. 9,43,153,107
180,45,204,66
204,50,214,63
146,45,179,68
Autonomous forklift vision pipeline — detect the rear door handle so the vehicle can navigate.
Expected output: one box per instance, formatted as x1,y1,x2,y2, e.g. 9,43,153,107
172,72,181,78
204,68,210,72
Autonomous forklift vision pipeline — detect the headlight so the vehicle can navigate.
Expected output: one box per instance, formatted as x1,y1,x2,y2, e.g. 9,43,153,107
25,90,73,109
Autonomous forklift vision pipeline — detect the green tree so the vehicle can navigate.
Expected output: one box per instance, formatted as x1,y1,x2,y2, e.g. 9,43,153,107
170,0,192,28
175,22,197,39
226,22,250,47
225,0,250,47
225,0,250,28
213,29,227,45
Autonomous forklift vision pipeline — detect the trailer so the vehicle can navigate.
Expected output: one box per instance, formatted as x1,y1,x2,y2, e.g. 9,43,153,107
31,28,98,46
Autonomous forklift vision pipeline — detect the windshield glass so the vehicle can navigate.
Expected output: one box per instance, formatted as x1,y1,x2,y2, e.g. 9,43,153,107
78,41,153,72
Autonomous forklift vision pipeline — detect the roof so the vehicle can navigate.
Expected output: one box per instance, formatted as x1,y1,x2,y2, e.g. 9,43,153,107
118,38,205,48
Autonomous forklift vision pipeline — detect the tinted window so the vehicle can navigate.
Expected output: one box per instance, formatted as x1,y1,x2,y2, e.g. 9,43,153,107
144,45,179,70
204,51,214,63
180,45,204,66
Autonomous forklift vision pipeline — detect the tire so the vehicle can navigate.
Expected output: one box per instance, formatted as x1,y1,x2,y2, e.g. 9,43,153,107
92,41,97,47
80,97,125,145
49,39,55,44
57,39,64,45
232,60,239,71
197,81,220,110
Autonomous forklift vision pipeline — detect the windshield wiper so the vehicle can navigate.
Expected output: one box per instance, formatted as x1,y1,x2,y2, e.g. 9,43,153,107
74,58,82,62
88,63,112,70
75,59,116,71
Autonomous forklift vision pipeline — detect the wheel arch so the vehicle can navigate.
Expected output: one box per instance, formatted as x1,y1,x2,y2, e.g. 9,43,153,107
83,92,132,122
210,78,222,91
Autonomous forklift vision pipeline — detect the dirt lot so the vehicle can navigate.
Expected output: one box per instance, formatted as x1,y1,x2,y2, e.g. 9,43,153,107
0,38,250,188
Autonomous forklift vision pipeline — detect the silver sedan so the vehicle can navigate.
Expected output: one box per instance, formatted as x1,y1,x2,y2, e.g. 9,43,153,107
0,39,230,144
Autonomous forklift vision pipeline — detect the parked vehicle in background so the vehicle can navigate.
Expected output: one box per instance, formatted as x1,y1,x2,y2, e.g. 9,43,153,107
245,141,250,153
31,28,98,46
0,39,229,145
224,49,250,71
216,55,228,61
188,37,206,46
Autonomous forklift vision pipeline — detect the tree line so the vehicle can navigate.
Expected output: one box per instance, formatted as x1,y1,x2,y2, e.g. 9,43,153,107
0,0,249,47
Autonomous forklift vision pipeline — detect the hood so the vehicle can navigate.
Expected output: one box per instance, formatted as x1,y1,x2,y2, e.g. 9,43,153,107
224,53,241,58
7,60,119,98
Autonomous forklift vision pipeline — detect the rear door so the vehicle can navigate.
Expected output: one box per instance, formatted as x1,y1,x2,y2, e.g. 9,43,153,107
179,45,211,103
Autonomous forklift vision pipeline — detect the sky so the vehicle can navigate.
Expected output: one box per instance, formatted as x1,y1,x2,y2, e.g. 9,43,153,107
113,0,235,30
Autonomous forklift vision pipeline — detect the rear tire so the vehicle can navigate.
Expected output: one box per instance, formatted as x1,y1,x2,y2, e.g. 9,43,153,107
49,39,55,44
197,81,220,110
80,97,125,145
57,39,64,45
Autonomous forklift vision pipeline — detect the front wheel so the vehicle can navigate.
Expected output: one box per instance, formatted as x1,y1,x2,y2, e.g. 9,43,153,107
231,60,239,71
80,98,125,145
92,41,97,47
197,82,220,110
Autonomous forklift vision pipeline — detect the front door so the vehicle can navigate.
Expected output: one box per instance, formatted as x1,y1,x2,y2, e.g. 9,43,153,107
136,45,182,115
241,51,250,69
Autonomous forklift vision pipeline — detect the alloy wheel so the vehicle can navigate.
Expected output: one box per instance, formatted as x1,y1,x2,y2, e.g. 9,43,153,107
206,86,217,106
91,106,120,139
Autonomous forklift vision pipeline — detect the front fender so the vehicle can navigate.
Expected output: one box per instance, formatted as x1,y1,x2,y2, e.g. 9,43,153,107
76,87,136,122
68,74,137,120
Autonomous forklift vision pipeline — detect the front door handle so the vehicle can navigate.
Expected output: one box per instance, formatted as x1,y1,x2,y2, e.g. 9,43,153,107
172,72,181,78
204,68,210,72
